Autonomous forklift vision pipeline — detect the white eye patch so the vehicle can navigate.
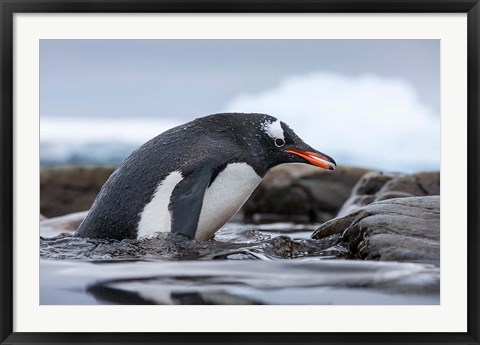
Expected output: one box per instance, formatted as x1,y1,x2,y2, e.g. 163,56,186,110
262,119,285,141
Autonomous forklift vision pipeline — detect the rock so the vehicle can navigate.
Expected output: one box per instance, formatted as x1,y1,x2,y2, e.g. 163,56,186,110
40,211,88,238
244,185,313,223
337,171,440,217
40,165,114,217
312,196,440,265
412,172,441,195
242,165,371,223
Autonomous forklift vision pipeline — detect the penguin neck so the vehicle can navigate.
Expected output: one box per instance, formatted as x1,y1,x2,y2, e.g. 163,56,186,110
249,160,280,179
210,160,266,186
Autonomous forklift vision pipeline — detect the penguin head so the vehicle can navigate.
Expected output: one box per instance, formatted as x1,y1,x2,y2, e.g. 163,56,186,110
254,114,336,172
202,113,336,175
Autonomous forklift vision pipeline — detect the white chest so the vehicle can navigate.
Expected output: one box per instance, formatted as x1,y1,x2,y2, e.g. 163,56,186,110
137,171,183,239
195,163,262,240
136,163,262,240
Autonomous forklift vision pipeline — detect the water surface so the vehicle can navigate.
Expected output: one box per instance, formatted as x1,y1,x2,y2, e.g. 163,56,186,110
40,216,440,305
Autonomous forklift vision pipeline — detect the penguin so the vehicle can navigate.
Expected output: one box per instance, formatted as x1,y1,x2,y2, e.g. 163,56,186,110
74,113,336,241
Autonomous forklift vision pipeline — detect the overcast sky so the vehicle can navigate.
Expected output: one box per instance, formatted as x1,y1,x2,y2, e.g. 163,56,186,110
40,40,440,172
40,39,439,119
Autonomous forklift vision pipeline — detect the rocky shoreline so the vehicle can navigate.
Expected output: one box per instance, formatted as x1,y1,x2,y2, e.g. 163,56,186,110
312,171,440,265
40,164,440,265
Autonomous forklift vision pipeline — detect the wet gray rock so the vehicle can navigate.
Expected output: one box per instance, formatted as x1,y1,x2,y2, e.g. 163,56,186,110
242,165,371,223
312,196,440,265
337,171,440,217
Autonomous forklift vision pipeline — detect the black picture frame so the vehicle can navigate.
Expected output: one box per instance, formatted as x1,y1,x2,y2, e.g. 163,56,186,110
1,1,479,344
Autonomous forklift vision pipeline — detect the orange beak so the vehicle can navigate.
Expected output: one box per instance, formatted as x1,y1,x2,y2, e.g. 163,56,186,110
285,149,336,170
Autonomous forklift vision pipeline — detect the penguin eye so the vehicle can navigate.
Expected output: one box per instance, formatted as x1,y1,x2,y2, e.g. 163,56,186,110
274,138,285,147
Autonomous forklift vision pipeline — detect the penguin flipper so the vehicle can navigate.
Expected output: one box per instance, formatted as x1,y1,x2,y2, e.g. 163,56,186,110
169,164,216,239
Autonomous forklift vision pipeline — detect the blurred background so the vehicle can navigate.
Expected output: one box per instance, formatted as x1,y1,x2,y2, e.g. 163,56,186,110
40,39,440,173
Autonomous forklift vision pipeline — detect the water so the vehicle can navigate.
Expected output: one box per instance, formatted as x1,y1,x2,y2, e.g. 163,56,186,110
40,214,440,305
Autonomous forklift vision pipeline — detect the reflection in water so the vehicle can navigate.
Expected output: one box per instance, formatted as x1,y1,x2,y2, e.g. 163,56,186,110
41,259,440,305
40,222,440,305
